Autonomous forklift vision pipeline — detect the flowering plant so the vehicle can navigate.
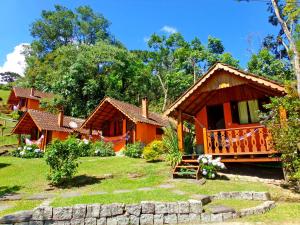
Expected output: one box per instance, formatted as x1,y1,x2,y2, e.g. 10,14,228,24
12,144,44,158
197,154,225,179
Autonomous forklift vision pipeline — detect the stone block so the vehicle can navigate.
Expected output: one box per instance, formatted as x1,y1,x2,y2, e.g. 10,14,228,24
153,214,163,225
15,222,29,225
29,221,43,225
99,205,111,217
111,203,124,216
106,217,118,225
164,214,177,224
154,203,167,214
115,215,129,225
211,213,223,222
70,218,85,225
73,205,86,219
252,192,271,201
253,205,266,214
167,202,178,214
44,220,54,225
141,201,155,214
201,213,211,223
209,205,235,214
140,214,153,225
84,218,97,225
240,192,253,200
96,218,106,225
129,215,139,225
188,200,202,214
218,192,231,199
32,207,53,221
189,213,201,223
177,214,189,224
0,210,33,223
222,212,233,221
125,204,141,216
86,204,100,218
53,207,73,221
230,192,241,199
177,201,189,214
52,221,71,225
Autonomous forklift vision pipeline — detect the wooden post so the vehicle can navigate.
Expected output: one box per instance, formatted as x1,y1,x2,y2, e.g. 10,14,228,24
122,119,126,135
18,134,21,146
203,128,208,154
177,110,184,151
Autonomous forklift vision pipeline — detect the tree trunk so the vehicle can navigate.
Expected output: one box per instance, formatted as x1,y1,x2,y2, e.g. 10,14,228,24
193,62,197,84
156,71,168,111
291,44,300,96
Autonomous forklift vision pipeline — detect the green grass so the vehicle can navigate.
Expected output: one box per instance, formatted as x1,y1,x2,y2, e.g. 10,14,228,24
0,90,10,103
0,200,42,217
0,156,299,222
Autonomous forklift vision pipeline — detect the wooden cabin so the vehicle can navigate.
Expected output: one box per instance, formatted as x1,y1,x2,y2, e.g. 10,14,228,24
165,63,286,163
12,109,88,150
7,87,54,111
81,97,170,151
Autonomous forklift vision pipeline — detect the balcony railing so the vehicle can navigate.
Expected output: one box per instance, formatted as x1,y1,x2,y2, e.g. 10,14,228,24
203,126,277,156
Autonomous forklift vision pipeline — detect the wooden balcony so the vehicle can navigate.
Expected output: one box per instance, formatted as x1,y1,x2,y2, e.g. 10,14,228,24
203,126,281,162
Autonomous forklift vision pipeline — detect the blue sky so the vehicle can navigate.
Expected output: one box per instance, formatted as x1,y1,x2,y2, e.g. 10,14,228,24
0,0,279,74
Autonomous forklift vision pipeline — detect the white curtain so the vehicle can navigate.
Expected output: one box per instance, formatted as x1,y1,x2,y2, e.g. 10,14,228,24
238,101,249,124
248,99,259,123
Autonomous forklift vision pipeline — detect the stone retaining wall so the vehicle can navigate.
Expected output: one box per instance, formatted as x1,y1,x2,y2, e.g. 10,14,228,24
0,192,275,225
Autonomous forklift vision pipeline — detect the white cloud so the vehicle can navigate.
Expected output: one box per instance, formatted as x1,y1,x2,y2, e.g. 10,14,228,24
0,43,29,76
161,25,178,34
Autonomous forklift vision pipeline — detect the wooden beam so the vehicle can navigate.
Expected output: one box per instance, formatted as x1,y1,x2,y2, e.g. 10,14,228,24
177,110,184,151
203,128,208,154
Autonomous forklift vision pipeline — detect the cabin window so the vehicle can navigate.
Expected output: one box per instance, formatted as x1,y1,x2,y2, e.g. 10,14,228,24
156,128,164,135
231,99,260,124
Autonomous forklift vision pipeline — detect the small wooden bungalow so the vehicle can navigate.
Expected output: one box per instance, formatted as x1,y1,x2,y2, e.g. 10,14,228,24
81,97,170,151
7,87,54,111
165,63,286,163
12,109,87,150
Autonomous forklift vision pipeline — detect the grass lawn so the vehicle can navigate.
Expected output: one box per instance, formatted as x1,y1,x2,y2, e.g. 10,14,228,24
0,89,10,103
0,156,300,223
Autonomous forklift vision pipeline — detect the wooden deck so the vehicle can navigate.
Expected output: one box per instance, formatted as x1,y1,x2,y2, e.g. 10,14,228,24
203,126,281,162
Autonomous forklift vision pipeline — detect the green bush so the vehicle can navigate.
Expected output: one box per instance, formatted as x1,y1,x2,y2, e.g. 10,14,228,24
11,144,43,158
45,137,80,185
10,110,22,120
124,142,144,158
77,139,93,157
92,141,115,157
143,140,164,162
162,126,182,167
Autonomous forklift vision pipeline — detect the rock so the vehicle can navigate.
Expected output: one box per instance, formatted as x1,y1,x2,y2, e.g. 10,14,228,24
222,212,233,221
53,207,73,220
140,214,153,225
240,192,253,200
0,210,33,223
115,215,129,225
29,221,44,225
141,201,155,214
190,194,212,205
263,201,275,210
106,217,118,225
211,213,223,222
15,222,29,225
103,174,113,179
113,190,131,194
240,208,254,217
167,202,178,214
96,218,106,225
177,201,189,214
70,218,85,225
0,194,22,201
125,204,141,216
230,192,241,199
209,205,236,214
72,205,86,219
253,192,271,201
154,203,167,214
84,217,97,225
164,214,177,224
188,200,203,214
177,214,189,224
153,214,163,225
32,207,53,220
157,184,174,189
218,192,231,199
129,215,139,225
201,213,211,222
189,213,201,223
110,203,124,216
99,205,111,217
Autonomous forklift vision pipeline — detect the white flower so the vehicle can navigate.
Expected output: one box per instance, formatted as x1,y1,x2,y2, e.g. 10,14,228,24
83,139,89,144
212,160,217,166
20,151,25,156
18,147,22,150
201,158,208,164
27,147,32,150
202,170,207,176
211,173,215,178
34,149,41,153
215,157,221,162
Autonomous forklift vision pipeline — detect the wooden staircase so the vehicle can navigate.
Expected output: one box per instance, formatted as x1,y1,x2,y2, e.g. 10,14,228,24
173,155,201,180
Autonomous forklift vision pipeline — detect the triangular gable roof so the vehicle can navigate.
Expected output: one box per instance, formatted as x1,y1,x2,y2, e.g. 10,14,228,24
12,109,86,134
164,62,286,117
7,87,54,104
81,97,170,130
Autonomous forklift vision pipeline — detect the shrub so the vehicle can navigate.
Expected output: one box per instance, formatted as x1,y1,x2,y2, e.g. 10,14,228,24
198,154,225,179
45,137,80,185
162,126,182,167
143,140,164,162
92,141,115,157
11,144,43,158
77,139,93,157
124,142,144,158
10,110,22,120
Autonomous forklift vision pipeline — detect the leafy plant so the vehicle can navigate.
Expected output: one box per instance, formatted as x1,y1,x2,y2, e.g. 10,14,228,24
10,110,22,120
198,154,226,179
143,140,164,162
45,137,81,185
77,139,93,157
92,141,115,157
162,126,182,167
124,142,144,158
11,144,43,158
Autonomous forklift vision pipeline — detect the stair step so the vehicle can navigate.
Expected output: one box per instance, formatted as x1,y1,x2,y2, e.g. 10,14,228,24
173,171,197,175
181,159,198,163
176,166,199,169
